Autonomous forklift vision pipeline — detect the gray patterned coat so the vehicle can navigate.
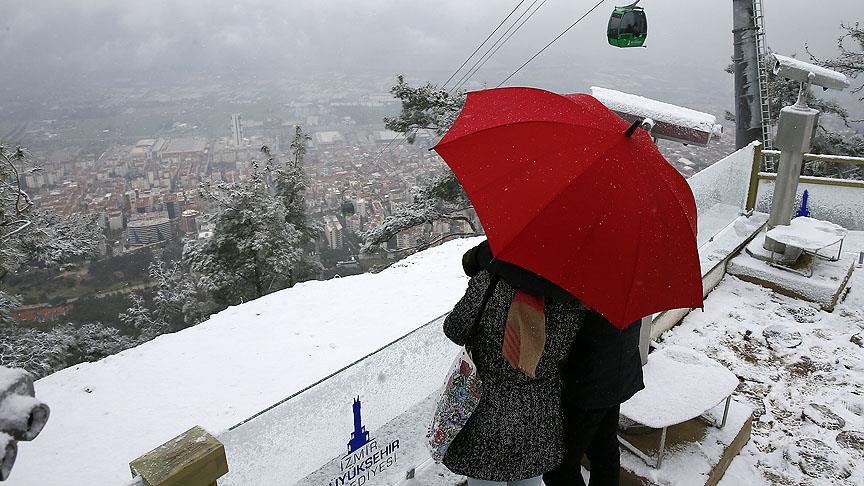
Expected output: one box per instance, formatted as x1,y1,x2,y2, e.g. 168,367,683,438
441,270,585,481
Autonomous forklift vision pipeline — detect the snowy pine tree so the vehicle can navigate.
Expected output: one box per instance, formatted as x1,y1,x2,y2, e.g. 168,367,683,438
17,210,102,268
119,293,170,342
149,258,207,328
361,174,475,253
383,75,465,143
0,146,101,322
808,22,864,106
265,129,322,285
363,77,479,253
183,154,305,306
0,321,136,379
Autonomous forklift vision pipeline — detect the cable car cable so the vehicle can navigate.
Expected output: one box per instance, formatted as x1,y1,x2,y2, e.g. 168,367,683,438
452,0,550,93
450,0,543,93
441,0,530,89
497,0,608,87
369,1,538,167
451,0,545,93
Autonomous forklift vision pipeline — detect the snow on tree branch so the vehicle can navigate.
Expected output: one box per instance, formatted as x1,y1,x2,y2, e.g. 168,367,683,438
361,173,476,253
383,75,465,143
363,78,479,253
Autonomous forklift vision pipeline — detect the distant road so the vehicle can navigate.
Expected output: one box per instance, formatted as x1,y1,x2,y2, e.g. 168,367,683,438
93,281,157,299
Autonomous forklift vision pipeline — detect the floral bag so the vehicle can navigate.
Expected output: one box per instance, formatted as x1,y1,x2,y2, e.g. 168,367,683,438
427,276,499,462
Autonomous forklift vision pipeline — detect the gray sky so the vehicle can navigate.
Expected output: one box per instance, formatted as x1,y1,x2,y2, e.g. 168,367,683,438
0,0,860,86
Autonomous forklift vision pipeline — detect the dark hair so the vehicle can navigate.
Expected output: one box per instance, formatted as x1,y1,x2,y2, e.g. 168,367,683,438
461,240,492,277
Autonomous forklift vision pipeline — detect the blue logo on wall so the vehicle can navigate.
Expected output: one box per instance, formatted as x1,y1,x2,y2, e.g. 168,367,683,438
328,396,400,486
348,396,370,453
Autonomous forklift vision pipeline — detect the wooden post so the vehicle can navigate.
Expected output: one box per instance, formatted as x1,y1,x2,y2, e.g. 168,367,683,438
745,142,763,212
129,426,228,486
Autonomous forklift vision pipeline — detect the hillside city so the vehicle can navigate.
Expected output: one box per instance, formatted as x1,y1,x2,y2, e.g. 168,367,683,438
5,73,735,327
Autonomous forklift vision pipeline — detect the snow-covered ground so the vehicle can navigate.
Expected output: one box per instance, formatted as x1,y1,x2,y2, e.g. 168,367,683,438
11,237,483,486
660,245,864,484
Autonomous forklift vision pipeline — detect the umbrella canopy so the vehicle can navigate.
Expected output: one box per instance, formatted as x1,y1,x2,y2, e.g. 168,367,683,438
433,87,702,328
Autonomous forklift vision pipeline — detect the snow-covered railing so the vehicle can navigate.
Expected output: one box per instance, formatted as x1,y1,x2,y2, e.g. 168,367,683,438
216,313,458,486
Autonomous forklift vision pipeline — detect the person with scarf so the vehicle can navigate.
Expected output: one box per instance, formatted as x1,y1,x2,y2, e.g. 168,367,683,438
440,240,585,485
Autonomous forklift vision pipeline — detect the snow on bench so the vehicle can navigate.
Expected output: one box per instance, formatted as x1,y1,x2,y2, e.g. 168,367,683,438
620,346,738,429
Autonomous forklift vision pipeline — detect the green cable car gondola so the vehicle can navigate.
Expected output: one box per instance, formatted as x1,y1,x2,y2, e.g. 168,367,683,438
608,2,648,48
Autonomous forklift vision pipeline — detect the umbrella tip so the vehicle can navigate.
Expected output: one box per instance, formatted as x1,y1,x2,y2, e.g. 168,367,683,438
625,120,641,138
625,118,655,138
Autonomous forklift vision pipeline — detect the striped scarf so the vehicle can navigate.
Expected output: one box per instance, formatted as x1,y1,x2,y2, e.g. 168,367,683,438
502,291,546,378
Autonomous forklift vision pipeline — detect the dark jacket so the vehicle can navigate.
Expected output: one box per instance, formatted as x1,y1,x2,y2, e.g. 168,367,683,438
441,270,585,481
561,312,644,410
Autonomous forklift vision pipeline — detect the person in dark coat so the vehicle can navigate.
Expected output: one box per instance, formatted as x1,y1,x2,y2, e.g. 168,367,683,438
441,241,586,485
543,312,645,486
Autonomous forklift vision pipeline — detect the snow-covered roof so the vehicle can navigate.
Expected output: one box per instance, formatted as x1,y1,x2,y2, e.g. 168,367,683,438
590,86,722,136
12,238,483,486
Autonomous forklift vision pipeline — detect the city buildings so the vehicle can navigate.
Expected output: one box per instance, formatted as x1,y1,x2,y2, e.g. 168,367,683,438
230,114,244,147
127,212,174,247
323,215,344,250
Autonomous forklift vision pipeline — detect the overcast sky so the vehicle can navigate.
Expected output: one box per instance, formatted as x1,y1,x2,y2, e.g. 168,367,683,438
0,0,860,88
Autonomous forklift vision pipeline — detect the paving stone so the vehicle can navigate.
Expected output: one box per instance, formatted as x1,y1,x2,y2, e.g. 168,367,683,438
836,430,864,455
802,403,846,430
789,437,851,480
762,324,803,351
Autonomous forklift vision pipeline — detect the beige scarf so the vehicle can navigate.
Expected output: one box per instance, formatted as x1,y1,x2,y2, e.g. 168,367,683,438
502,291,546,377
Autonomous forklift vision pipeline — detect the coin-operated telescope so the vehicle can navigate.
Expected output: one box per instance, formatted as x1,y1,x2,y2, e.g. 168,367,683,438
763,54,850,256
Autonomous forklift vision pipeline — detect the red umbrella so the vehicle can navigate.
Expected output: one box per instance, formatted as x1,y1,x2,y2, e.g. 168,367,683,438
433,87,702,328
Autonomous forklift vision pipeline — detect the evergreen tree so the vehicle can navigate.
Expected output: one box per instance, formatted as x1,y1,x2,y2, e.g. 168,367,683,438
147,258,206,329
808,23,864,107
383,75,465,143
183,154,304,306
361,174,475,252
363,77,478,253
0,322,136,379
0,145,101,322
264,129,322,284
119,293,170,342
